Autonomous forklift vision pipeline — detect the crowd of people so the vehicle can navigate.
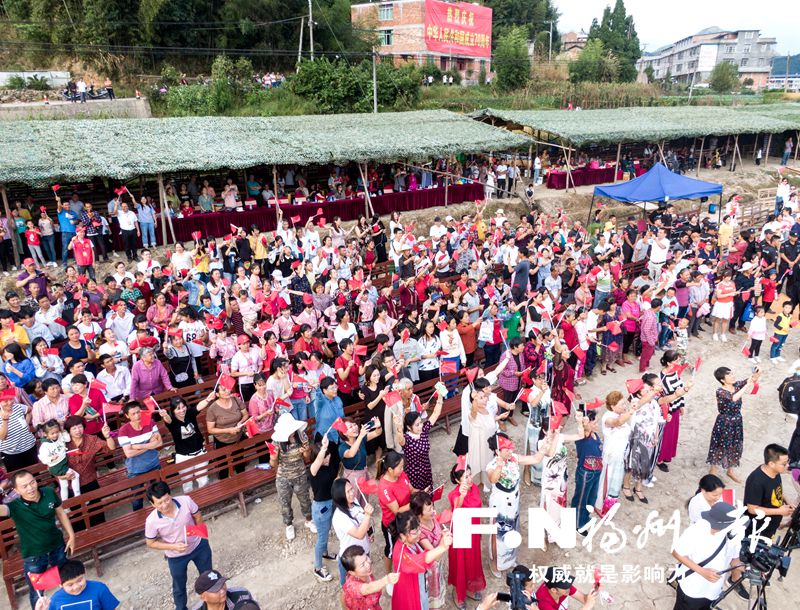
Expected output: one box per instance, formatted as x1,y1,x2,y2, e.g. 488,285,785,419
0,166,798,610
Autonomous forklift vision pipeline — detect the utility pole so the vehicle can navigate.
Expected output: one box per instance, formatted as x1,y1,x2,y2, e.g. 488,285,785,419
297,16,304,68
308,0,314,61
544,20,554,63
372,47,378,113
786,52,791,93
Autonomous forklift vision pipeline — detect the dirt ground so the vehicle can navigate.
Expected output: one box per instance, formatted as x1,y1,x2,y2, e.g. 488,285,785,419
7,160,800,610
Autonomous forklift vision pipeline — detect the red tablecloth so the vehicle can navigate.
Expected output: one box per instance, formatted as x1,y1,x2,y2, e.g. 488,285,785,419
110,182,484,247
546,166,617,190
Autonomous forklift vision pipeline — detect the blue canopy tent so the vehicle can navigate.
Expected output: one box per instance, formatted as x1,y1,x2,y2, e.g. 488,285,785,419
589,163,724,226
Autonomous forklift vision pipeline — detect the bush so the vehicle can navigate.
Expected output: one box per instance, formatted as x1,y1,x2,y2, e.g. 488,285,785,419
163,84,211,116
444,69,462,86
7,75,26,90
160,64,181,88
421,61,442,83
495,27,530,91
26,75,51,90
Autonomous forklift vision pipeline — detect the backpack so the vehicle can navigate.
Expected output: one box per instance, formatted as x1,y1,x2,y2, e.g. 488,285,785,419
777,375,800,415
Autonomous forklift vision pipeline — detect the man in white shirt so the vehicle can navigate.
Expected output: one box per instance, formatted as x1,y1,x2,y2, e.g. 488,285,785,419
96,353,131,402
105,300,135,342
544,267,562,302
429,217,448,244
433,242,451,278
136,249,161,278
671,502,746,609
117,201,141,262
496,162,508,198
648,228,670,281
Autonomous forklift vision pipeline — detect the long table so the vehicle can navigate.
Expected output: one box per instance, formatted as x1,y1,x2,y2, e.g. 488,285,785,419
545,164,648,190
111,182,484,247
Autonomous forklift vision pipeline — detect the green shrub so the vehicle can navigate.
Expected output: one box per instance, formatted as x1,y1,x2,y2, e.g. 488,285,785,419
7,75,26,90
26,75,51,90
163,84,210,116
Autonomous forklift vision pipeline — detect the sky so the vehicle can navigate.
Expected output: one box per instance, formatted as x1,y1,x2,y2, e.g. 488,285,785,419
555,0,798,55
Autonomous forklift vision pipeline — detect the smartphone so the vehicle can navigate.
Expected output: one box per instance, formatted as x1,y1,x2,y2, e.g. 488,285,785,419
496,592,512,602
578,402,586,415
365,420,377,431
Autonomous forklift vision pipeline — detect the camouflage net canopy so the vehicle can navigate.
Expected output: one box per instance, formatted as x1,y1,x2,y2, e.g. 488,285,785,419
470,105,800,147
0,109,531,186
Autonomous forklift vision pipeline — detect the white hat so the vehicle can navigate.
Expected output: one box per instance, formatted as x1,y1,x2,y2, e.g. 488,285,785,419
698,264,710,274
445,215,454,222
741,262,754,272
272,270,283,279
495,208,505,216
271,413,307,442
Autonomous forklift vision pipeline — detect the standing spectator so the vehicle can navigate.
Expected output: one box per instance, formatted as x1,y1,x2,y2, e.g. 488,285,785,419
160,396,210,493
191,569,255,610
135,197,158,249
270,413,315,540
117,200,140,262
782,136,794,166
118,401,163,510
145,481,213,610
201,385,247,479
308,436,340,582
744,443,794,541
76,78,87,103
638,299,661,372
0,470,75,610
68,227,96,281
79,203,108,263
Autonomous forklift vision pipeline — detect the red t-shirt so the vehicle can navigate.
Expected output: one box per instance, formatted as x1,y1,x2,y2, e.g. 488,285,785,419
760,278,777,302
343,574,382,610
67,388,107,435
72,237,95,266
25,229,40,246
335,355,360,394
378,472,411,526
534,583,578,610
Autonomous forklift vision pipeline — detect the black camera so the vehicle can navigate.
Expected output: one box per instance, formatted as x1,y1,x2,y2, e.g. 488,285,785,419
506,568,533,610
739,537,791,577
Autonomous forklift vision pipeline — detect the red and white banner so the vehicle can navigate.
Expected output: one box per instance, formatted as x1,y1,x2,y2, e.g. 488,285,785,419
424,0,492,58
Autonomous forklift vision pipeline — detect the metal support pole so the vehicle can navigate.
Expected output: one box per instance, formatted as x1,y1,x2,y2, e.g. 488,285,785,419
358,163,374,218
272,165,281,225
297,16,304,68
0,185,21,267
613,142,622,184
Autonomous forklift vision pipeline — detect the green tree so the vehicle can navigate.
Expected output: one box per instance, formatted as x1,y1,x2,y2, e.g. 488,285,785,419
708,62,740,93
587,0,640,82
486,0,560,50
643,65,655,83
494,26,530,91
568,39,618,83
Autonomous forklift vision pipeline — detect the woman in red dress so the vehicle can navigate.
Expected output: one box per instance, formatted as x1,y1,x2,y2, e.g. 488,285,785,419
447,458,486,610
390,512,451,610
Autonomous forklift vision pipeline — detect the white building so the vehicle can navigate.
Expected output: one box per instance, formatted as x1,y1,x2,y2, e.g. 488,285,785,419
637,27,777,89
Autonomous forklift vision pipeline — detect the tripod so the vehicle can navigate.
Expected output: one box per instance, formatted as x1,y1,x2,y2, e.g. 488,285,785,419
709,567,767,610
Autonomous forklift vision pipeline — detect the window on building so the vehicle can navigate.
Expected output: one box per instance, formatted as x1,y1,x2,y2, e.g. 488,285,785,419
725,45,735,54
676,64,683,72
378,3,393,21
740,58,748,67
378,29,393,46
743,45,751,54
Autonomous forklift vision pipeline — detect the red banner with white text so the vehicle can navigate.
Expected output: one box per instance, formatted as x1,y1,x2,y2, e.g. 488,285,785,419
424,0,492,58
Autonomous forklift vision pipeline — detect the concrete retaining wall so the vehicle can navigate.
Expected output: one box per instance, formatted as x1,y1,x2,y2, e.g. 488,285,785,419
0,97,152,120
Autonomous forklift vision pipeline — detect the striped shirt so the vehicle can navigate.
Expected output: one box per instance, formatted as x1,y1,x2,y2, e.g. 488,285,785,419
0,403,36,455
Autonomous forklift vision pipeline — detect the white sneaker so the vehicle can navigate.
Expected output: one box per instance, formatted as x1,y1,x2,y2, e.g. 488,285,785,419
256,463,272,470
755,356,762,363
644,480,655,488
720,334,728,342
712,333,719,341
286,525,296,540
771,357,779,363
778,356,787,362
2,272,8,277
112,252,120,258
305,520,317,534
749,357,757,364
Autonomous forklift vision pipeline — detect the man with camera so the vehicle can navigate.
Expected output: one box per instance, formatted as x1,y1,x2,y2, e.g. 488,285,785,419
744,443,795,541
671,502,746,609
534,566,597,610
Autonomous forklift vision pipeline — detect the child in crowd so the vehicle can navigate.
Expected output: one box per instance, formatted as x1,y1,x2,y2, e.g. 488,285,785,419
770,302,792,363
674,317,690,362
37,419,81,501
747,306,767,364
24,220,47,268
760,270,778,313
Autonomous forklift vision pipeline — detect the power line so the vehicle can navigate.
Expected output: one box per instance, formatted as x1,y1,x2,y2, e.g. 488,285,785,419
0,16,306,28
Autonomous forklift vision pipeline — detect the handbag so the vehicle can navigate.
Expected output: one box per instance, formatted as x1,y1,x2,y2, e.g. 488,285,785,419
741,301,755,323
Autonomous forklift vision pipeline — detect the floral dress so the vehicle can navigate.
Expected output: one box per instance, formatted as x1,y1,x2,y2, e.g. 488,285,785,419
624,400,664,481
403,420,433,491
707,380,746,469
419,518,447,608
486,455,521,571
539,437,568,542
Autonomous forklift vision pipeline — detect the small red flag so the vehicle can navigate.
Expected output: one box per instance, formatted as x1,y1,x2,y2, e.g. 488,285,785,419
139,409,153,427
245,419,260,438
661,402,670,420
398,549,428,574
431,484,444,502
316,207,323,216
185,523,209,539
267,442,278,456
54,318,68,327
383,391,402,408
721,489,736,505
607,321,621,335
536,360,547,375
769,336,780,343
551,413,564,430
103,402,124,415
519,388,532,403
586,398,604,410
400,328,410,342
440,359,457,374
608,341,620,352
89,379,107,393
331,417,349,435
464,367,479,384
191,231,202,241
436,508,453,525
357,477,379,495
553,400,568,416
741,345,751,357
142,395,159,411
45,347,59,356
28,567,61,591
751,382,759,395
354,345,368,357
274,397,292,410
218,374,236,390
563,388,575,402
437,320,448,332
51,184,61,192
83,332,95,342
